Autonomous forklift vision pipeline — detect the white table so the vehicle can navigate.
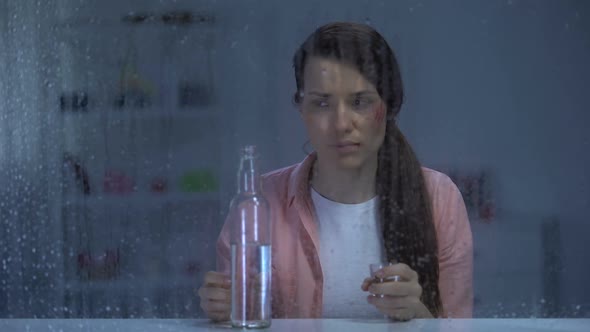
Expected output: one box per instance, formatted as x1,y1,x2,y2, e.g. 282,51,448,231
0,319,588,332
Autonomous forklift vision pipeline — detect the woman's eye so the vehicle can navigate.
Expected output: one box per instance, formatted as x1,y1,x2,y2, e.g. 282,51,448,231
313,100,329,108
352,98,372,109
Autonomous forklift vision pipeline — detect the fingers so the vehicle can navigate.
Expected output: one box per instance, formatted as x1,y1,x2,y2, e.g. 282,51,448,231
199,297,230,322
368,280,422,298
199,288,231,321
367,294,416,309
388,308,414,321
367,295,417,321
361,277,373,291
209,311,230,322
203,299,231,313
199,271,231,322
198,286,231,302
375,263,417,282
206,304,231,323
363,265,423,321
204,271,231,289
361,275,400,292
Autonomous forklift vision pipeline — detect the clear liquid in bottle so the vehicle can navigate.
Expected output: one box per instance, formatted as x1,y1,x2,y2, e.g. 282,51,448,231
229,145,271,329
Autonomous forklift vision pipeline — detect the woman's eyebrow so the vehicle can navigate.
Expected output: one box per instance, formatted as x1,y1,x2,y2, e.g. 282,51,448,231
308,90,377,97
308,91,331,97
352,90,378,96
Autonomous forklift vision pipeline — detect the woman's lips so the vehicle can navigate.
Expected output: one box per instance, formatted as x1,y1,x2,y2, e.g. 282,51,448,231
333,142,360,153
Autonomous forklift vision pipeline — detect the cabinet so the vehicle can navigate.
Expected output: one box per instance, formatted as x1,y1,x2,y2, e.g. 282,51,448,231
54,12,222,317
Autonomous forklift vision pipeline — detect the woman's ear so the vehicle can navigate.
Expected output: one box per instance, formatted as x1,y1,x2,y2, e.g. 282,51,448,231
293,91,305,114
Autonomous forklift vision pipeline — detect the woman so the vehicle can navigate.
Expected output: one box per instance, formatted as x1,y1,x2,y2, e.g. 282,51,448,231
198,22,473,321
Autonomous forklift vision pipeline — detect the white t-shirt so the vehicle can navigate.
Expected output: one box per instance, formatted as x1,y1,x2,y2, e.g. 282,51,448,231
311,188,386,318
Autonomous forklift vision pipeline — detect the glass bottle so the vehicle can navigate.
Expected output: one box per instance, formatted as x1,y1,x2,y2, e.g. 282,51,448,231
230,145,271,328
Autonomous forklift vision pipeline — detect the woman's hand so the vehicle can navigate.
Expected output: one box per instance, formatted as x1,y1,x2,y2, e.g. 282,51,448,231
361,263,433,321
197,271,231,322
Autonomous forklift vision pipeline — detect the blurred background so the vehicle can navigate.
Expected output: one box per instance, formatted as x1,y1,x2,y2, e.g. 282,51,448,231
0,0,589,318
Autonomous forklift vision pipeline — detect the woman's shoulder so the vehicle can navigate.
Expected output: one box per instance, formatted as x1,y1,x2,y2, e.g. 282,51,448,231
259,162,301,199
421,166,469,232
260,154,315,199
420,167,462,205
262,164,297,186
421,166,453,186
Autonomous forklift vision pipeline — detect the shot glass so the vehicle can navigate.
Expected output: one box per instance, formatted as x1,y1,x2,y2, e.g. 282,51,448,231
369,262,400,298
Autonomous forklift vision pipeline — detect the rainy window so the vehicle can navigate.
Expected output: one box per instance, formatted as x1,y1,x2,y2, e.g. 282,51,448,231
0,0,589,320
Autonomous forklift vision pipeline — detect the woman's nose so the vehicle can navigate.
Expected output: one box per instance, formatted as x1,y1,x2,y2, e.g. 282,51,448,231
333,103,354,133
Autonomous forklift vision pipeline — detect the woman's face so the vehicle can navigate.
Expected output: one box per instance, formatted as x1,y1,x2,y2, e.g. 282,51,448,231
300,57,387,170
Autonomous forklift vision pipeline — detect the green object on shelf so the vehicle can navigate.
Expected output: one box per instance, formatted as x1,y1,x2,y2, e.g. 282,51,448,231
180,170,218,192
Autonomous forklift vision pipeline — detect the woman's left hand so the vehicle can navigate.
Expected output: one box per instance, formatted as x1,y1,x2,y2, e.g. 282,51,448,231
361,263,433,321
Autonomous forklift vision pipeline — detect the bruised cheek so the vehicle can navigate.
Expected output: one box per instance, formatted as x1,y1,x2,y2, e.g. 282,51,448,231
373,102,386,126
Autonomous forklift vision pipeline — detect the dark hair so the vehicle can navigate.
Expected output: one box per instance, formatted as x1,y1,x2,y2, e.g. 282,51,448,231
292,22,442,317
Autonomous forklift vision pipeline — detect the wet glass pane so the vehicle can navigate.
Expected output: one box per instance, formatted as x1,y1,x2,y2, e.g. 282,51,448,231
0,0,588,321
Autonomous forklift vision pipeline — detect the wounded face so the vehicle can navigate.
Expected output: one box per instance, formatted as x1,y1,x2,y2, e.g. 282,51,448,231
300,57,387,170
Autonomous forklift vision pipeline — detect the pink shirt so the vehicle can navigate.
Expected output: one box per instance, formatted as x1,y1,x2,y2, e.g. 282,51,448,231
216,153,473,318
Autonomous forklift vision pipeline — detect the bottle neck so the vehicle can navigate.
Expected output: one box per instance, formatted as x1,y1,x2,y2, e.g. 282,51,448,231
238,157,260,194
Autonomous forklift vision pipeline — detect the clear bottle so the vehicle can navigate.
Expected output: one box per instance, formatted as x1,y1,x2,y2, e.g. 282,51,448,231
230,145,272,328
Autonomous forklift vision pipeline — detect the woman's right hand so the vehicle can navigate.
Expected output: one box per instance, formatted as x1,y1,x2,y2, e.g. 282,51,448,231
198,271,231,322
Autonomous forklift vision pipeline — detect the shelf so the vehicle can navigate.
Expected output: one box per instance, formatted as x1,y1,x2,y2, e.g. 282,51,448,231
60,109,219,120
54,14,216,50
64,192,219,207
54,13,216,31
